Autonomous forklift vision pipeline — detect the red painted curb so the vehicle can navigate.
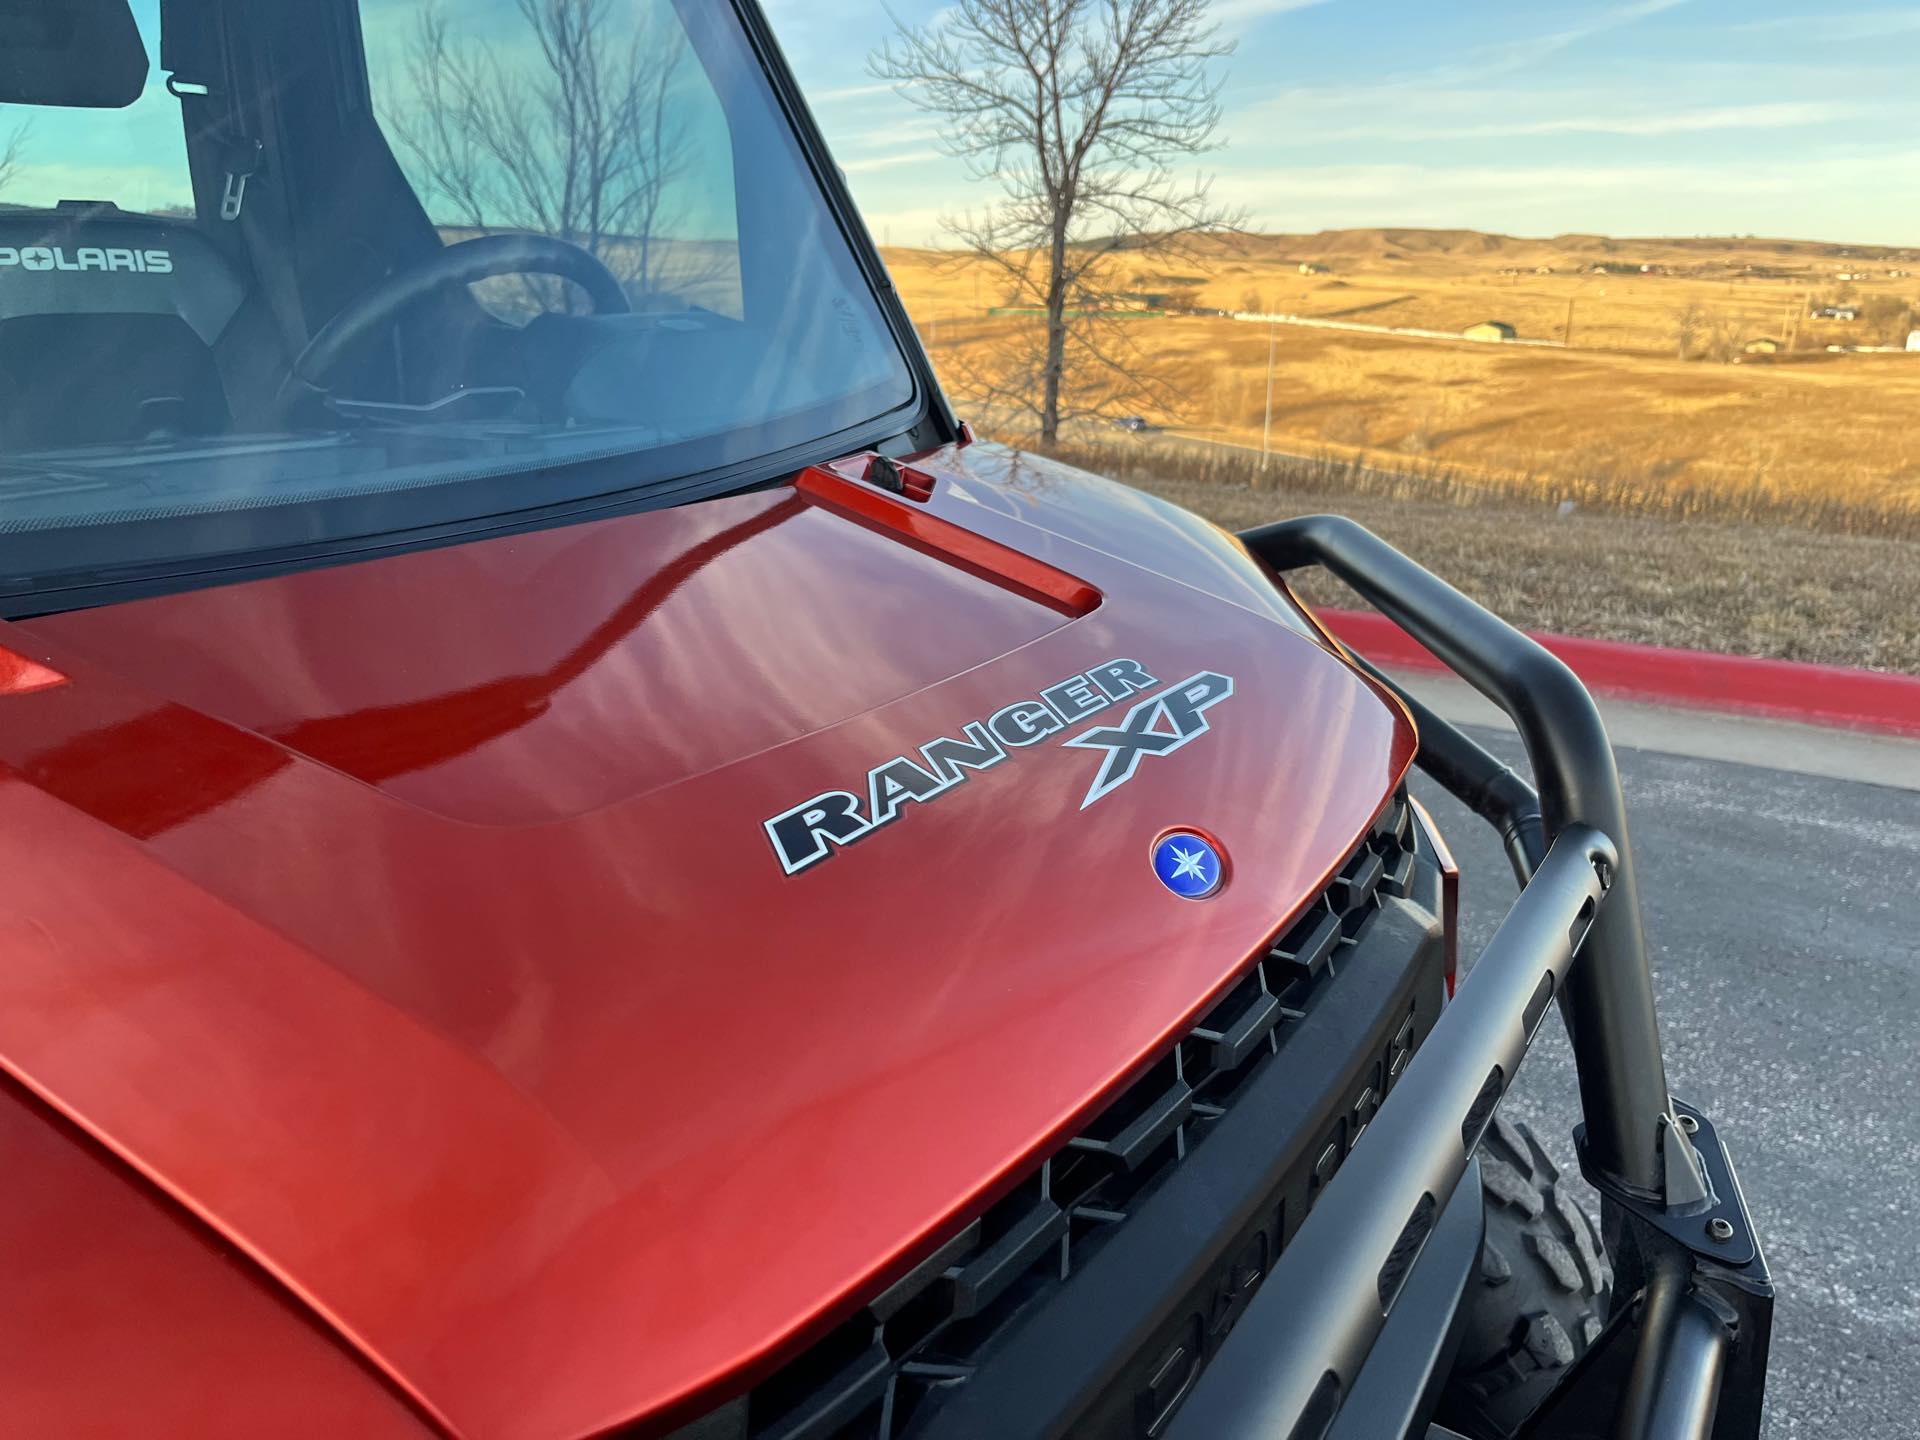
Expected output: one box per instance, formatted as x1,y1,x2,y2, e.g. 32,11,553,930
1317,608,1920,739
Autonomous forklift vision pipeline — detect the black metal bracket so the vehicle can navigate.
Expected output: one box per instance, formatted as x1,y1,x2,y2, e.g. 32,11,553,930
1581,1100,1755,1266
1339,647,1546,886
1242,515,1683,1199
1577,1101,1775,1440
1212,517,1772,1439
1167,827,1617,1440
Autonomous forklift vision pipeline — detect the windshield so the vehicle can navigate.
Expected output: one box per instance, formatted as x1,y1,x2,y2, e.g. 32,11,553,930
0,0,917,602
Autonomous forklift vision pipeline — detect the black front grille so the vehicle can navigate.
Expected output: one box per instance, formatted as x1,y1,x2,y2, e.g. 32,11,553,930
698,793,1427,1440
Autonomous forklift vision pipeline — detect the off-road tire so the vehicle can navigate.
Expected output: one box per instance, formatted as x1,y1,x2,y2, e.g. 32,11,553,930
1438,1114,1614,1439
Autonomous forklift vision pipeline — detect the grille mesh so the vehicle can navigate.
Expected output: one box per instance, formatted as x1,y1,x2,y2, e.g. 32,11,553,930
736,793,1422,1440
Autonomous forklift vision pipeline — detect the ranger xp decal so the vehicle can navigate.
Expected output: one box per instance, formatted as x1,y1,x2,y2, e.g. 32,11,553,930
764,662,1235,874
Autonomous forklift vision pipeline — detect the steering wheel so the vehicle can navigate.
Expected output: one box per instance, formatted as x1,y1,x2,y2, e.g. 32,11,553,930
277,233,631,421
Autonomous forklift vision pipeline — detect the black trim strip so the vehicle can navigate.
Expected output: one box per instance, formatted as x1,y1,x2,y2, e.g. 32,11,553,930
1164,828,1614,1439
909,893,1448,1440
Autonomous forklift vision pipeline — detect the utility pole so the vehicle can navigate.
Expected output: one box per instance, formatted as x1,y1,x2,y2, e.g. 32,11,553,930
1262,322,1276,470
1563,293,1577,348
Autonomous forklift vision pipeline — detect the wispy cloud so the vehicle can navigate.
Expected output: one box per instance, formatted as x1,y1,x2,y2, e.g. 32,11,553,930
1276,99,1873,145
1207,0,1335,27
1482,100,1868,137
1231,0,1693,127
842,148,945,174
836,115,947,147
1441,0,1688,82
810,80,899,105
1730,8,1920,41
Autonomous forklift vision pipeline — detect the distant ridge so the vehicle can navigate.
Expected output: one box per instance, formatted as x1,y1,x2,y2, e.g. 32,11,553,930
1219,227,1920,271
881,226,1920,272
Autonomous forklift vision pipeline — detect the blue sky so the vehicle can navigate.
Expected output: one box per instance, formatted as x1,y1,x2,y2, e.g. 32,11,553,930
767,0,1920,245
10,1,1918,246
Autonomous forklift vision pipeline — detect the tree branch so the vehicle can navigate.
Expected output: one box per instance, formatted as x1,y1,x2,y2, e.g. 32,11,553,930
871,0,1244,441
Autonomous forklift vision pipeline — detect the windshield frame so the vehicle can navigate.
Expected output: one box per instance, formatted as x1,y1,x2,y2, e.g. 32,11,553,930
0,0,958,619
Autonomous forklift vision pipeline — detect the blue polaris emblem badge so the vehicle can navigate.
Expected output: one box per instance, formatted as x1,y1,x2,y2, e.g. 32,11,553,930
1153,831,1224,900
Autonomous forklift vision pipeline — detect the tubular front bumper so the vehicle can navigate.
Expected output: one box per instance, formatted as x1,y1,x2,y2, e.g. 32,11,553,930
1166,518,1773,1440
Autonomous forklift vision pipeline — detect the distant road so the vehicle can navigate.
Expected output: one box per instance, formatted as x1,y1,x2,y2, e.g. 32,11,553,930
1229,309,1572,349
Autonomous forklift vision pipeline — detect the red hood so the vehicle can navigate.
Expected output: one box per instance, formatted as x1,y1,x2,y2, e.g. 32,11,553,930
0,444,1413,1438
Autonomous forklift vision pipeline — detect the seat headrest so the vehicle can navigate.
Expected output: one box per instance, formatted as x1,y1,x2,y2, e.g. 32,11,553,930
0,213,246,347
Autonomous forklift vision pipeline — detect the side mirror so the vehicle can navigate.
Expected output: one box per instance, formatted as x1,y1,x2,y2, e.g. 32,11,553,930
0,0,150,110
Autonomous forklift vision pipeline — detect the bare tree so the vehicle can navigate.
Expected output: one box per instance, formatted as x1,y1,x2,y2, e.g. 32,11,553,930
1675,302,1703,360
0,121,31,197
1703,311,1742,364
382,0,699,312
871,0,1241,445
1859,294,1914,346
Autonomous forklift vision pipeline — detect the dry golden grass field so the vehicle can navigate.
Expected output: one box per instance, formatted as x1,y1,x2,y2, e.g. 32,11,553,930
1064,444,1920,673
885,230,1920,535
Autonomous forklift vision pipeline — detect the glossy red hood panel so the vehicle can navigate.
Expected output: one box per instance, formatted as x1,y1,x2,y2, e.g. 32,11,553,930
18,483,1081,828
0,1081,429,1439
0,445,1413,1438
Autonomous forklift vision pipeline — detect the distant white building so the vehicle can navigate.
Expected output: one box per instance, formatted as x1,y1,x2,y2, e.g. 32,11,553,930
1907,330,1920,352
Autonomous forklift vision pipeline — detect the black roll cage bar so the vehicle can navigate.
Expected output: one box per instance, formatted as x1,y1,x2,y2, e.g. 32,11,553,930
1168,516,1773,1440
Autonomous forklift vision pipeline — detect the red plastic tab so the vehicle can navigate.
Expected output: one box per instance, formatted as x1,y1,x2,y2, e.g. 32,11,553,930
796,464,1101,616
0,645,67,696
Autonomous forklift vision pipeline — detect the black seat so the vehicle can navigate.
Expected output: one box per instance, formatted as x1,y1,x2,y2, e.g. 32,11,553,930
0,206,248,451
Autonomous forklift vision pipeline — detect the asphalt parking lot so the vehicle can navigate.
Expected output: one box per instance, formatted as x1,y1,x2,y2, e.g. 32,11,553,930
1410,719,1920,1439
